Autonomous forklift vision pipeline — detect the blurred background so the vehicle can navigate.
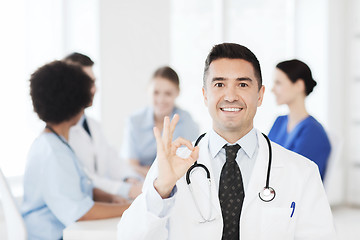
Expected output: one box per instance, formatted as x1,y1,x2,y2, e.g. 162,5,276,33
0,0,359,238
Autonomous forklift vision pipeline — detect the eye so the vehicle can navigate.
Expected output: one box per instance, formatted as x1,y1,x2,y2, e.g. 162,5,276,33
214,82,224,87
240,83,248,87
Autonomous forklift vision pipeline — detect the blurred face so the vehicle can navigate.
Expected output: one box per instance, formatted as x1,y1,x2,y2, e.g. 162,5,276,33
272,68,301,105
82,66,96,106
202,58,264,135
150,77,179,118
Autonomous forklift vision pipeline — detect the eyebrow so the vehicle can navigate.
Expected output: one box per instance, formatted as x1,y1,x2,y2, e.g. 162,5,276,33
211,77,253,82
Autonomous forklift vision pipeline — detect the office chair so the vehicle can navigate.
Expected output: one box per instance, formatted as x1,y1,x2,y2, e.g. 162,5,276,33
0,168,27,240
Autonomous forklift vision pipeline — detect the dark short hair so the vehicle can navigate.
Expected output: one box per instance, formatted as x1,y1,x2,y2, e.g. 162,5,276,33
63,52,94,67
276,59,317,96
30,61,93,124
203,43,262,90
152,66,179,89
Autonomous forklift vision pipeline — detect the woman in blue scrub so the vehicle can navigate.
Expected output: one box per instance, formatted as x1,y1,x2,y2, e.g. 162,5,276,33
22,61,130,240
121,66,199,177
268,59,331,180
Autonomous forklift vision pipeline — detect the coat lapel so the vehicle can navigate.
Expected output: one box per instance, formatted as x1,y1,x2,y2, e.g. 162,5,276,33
192,133,222,220
242,130,274,212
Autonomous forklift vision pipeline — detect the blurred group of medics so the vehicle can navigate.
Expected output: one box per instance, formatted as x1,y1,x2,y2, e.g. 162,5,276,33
20,43,333,239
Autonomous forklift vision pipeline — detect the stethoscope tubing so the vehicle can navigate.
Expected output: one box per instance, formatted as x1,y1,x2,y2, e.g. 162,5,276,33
261,133,272,189
186,132,275,202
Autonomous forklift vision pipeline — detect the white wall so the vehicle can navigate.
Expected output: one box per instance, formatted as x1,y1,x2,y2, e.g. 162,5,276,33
63,0,101,120
99,0,171,150
326,0,347,204
294,0,328,128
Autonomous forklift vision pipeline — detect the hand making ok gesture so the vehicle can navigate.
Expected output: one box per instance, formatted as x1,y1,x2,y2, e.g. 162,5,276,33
153,114,199,198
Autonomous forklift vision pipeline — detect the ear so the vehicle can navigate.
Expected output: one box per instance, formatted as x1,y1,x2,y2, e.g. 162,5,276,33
257,85,265,107
202,87,208,107
295,79,306,94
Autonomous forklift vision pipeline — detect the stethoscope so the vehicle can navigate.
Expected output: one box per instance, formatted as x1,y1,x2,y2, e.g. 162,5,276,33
185,132,276,223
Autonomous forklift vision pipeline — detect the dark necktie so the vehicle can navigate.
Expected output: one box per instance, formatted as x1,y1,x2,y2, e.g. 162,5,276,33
219,144,244,240
82,118,92,138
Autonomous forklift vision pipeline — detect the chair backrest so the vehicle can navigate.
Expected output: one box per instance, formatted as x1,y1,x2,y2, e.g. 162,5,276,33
0,168,27,240
323,131,344,206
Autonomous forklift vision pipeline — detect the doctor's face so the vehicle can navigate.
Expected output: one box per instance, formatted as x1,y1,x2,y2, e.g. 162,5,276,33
202,58,264,137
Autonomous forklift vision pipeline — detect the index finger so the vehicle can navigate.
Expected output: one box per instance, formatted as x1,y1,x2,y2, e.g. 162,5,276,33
169,114,179,139
153,126,164,153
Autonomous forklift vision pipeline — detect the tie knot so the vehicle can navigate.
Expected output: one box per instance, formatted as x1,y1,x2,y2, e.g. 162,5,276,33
223,144,241,162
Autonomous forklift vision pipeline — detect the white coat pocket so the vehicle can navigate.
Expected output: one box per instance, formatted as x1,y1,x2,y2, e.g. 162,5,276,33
260,207,292,239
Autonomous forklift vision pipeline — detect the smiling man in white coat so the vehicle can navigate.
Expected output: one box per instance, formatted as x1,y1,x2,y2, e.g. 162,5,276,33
117,43,337,239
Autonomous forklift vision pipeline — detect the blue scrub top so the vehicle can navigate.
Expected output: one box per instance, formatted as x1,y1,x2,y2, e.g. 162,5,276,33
121,106,199,166
21,132,94,240
268,115,331,179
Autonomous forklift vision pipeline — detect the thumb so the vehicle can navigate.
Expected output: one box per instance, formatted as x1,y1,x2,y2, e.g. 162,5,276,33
188,146,199,165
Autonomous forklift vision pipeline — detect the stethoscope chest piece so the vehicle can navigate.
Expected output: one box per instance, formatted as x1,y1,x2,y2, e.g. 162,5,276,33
259,187,276,202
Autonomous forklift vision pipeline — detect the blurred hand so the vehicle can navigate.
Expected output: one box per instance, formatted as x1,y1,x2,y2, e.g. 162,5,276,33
128,182,143,200
125,177,141,185
153,114,199,198
111,195,130,205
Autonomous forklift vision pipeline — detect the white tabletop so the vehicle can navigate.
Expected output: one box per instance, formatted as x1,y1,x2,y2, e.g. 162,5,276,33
63,217,121,240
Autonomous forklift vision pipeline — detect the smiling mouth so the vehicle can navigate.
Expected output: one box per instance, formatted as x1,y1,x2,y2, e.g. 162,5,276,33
220,107,243,112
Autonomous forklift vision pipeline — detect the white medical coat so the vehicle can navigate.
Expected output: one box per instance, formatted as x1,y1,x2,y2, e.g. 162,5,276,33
118,129,337,239
69,116,139,196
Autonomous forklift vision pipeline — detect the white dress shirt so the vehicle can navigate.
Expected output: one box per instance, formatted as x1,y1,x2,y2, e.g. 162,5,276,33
208,128,258,191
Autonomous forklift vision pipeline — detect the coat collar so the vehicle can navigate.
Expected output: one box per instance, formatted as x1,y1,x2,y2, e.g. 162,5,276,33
194,133,222,219
242,130,284,210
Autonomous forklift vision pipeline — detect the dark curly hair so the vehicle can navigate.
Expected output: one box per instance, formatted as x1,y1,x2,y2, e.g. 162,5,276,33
30,61,93,124
276,59,317,96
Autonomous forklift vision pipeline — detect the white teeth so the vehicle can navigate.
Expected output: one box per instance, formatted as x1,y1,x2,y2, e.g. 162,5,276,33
222,108,241,112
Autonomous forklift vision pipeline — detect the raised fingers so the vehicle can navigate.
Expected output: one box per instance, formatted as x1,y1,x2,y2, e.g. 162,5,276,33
188,146,199,164
162,116,171,148
153,127,164,153
171,137,194,155
170,114,179,138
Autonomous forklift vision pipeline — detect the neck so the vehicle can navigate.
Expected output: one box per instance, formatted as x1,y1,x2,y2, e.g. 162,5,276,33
287,97,309,131
154,111,172,124
45,122,73,141
214,124,253,144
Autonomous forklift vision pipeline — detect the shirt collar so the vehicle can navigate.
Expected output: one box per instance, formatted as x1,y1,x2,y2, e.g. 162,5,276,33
208,128,257,159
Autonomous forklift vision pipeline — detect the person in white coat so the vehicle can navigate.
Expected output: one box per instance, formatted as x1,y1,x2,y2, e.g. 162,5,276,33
117,43,337,239
64,53,142,200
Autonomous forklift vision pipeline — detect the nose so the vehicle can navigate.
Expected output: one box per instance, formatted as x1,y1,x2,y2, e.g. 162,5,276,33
91,84,97,95
271,84,276,93
223,86,239,102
